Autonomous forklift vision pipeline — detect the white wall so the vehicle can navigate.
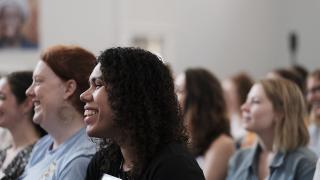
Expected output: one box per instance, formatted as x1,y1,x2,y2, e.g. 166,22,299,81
0,0,119,73
0,0,319,79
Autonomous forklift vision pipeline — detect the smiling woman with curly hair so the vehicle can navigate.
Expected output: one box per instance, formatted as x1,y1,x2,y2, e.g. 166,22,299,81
80,47,205,180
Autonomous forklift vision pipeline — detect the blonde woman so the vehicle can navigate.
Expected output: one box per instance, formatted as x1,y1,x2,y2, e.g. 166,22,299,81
227,78,317,180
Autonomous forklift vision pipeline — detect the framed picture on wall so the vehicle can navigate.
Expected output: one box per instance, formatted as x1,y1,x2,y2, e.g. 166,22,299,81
0,0,38,49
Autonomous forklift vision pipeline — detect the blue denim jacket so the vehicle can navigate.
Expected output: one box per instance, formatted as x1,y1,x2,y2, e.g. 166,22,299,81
227,144,317,180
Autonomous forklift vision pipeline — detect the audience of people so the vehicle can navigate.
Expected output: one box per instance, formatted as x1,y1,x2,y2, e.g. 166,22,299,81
0,43,319,180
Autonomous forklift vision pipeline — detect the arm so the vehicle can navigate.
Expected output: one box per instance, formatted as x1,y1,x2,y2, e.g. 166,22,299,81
203,135,235,180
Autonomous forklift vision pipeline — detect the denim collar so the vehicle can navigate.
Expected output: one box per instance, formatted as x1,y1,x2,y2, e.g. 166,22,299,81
244,143,286,170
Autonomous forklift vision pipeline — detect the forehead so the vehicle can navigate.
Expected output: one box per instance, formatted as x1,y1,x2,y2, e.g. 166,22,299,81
33,61,55,77
0,78,10,91
307,76,320,88
89,63,102,79
248,84,265,97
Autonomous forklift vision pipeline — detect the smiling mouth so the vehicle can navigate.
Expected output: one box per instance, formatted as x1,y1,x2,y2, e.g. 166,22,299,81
84,110,98,117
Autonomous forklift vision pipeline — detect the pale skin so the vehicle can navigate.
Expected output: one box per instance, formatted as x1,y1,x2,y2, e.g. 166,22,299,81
202,134,235,180
26,61,85,149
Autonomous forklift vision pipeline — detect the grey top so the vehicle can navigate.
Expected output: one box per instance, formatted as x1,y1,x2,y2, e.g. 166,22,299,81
227,143,317,180
308,123,320,157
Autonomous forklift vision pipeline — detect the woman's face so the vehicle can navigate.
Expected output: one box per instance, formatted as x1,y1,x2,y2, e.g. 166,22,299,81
241,84,276,135
80,63,115,138
0,78,22,129
175,73,186,111
26,61,66,132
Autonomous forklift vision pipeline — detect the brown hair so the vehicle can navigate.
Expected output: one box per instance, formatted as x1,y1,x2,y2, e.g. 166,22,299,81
259,78,309,151
231,72,254,107
184,68,230,156
41,45,96,114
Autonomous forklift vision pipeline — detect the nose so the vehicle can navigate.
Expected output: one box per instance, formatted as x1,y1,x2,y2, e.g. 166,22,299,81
25,83,34,97
80,88,92,103
241,102,249,113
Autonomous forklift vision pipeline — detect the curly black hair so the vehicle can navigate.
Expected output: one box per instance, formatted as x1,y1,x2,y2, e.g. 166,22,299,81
184,68,230,156
97,47,187,177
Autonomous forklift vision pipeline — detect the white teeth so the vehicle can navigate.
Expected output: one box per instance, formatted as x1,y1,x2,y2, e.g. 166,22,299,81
84,110,97,116
34,102,40,106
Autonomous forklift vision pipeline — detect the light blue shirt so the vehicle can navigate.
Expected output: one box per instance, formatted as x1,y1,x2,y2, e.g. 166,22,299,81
20,128,96,180
227,143,317,180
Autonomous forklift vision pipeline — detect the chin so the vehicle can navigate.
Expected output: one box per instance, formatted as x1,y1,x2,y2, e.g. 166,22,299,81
86,126,98,138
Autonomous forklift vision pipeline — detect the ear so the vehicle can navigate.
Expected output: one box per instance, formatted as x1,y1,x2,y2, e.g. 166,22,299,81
63,79,77,100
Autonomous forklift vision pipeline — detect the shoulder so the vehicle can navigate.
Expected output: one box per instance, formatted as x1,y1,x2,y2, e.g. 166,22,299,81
287,147,317,166
143,143,205,180
27,135,52,165
207,134,235,154
283,147,318,179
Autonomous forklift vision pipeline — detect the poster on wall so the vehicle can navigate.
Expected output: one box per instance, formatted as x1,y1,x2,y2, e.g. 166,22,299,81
0,0,38,49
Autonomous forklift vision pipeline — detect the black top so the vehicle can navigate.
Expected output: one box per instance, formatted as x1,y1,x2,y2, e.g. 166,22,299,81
86,143,205,180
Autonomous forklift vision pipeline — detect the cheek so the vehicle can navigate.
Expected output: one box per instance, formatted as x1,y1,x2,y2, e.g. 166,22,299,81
254,108,275,125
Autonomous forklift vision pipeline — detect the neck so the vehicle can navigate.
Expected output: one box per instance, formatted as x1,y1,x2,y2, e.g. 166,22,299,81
51,109,84,149
257,129,274,152
120,145,135,172
9,117,39,150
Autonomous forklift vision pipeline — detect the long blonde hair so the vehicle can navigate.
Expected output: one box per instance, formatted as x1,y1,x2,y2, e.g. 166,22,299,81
260,78,309,152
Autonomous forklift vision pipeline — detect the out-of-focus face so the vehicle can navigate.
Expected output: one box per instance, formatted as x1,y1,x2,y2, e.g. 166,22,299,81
26,61,65,132
241,84,276,135
175,73,186,111
307,76,320,120
80,63,115,138
1,4,23,39
0,78,22,129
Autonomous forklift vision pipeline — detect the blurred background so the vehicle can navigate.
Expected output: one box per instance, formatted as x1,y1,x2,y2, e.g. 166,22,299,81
0,0,319,79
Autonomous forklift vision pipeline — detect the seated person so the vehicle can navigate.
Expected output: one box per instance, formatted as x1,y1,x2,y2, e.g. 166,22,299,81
227,78,317,180
0,71,46,179
175,68,235,180
20,45,96,180
81,47,205,180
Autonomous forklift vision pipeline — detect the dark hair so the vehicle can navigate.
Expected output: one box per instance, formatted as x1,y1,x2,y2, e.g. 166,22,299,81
6,71,46,137
184,68,230,156
291,64,308,83
230,72,254,107
97,47,187,177
272,68,305,94
41,45,96,114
